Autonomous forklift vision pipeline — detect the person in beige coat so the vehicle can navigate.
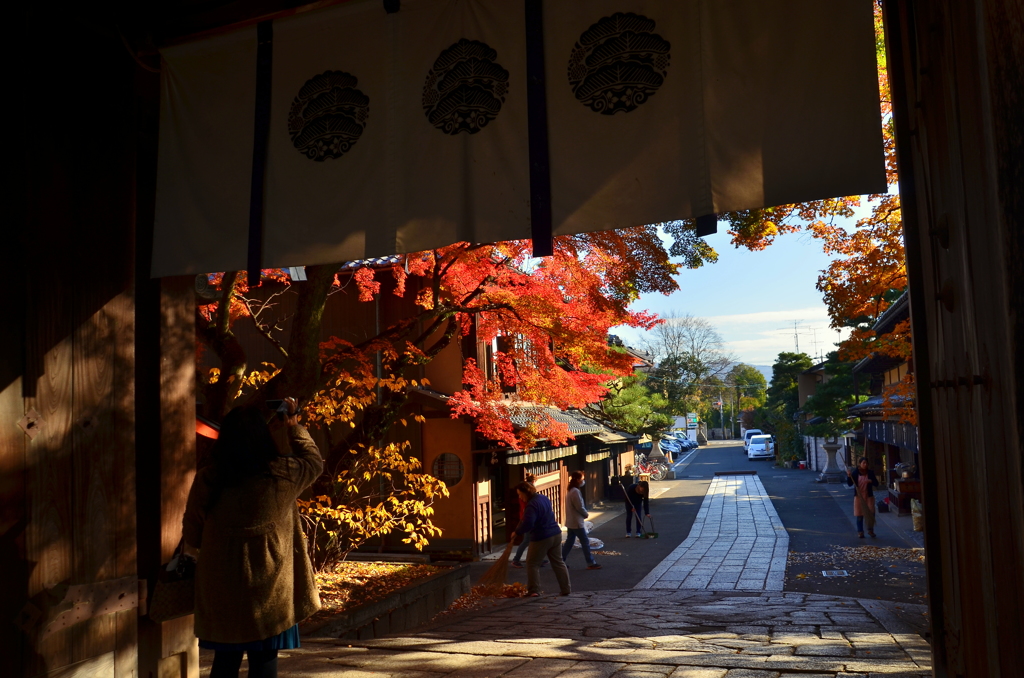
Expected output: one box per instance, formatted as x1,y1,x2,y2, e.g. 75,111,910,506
183,401,323,678
560,471,601,569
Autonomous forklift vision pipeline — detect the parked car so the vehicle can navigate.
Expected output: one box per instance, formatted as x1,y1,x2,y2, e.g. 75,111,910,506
747,434,775,461
743,429,763,450
659,438,681,455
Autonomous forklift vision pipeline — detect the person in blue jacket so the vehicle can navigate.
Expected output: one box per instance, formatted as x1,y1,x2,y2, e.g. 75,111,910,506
513,481,571,597
623,480,650,537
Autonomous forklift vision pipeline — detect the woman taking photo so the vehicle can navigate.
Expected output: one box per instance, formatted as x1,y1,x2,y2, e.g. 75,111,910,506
846,456,879,538
513,481,571,597
561,471,601,569
182,400,323,678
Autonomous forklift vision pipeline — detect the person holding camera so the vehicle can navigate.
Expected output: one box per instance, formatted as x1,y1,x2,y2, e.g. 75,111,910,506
182,398,323,678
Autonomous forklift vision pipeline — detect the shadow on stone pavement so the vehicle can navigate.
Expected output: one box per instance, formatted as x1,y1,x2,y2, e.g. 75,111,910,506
230,588,932,677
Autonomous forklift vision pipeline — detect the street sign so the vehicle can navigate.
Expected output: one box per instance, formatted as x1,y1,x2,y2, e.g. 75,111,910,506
686,413,698,429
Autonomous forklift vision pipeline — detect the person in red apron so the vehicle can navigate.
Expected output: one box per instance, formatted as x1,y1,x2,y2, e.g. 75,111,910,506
846,457,879,538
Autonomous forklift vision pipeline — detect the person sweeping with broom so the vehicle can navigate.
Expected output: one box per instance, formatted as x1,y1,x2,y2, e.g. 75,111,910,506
513,481,571,597
623,480,651,538
509,473,538,569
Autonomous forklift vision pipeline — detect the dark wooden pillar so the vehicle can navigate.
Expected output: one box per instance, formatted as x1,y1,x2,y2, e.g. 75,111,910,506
885,0,1024,674
135,276,198,678
134,54,199,678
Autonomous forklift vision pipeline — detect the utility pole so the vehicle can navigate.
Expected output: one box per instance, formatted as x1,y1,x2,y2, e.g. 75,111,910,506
735,385,741,438
720,390,725,439
778,320,803,352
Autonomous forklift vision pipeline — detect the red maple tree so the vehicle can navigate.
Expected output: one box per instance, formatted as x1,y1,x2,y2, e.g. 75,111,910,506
197,228,681,454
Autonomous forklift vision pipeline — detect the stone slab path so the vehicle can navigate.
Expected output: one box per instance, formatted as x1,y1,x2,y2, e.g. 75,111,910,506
274,589,932,677
635,474,788,592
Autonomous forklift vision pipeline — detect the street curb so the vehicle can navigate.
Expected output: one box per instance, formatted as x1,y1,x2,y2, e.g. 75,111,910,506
301,563,470,640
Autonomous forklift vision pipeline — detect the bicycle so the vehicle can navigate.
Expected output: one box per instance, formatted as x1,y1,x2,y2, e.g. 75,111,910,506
634,453,670,481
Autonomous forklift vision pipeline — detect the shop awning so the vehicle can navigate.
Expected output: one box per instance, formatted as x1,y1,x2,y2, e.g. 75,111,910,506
590,430,630,444
152,0,884,276
506,444,578,465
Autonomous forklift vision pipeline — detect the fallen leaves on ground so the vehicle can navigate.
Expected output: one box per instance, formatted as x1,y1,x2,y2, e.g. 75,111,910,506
788,545,925,565
310,562,443,619
591,550,622,556
433,583,529,620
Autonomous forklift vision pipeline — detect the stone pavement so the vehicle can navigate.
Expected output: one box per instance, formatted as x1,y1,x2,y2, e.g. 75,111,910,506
276,588,932,677
214,460,933,677
635,475,788,592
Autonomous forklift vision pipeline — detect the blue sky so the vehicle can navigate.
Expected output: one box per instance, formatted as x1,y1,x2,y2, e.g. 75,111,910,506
614,225,852,369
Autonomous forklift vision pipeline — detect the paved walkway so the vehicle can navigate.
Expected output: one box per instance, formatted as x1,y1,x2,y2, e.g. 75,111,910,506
636,474,788,592
218,462,934,676
280,589,932,677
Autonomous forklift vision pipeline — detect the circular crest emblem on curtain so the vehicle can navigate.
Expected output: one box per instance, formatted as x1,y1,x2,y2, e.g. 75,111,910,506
567,13,670,114
288,71,370,160
422,39,509,135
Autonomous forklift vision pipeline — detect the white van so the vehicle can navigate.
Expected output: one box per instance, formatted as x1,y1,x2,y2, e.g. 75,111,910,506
747,434,775,460
743,429,763,450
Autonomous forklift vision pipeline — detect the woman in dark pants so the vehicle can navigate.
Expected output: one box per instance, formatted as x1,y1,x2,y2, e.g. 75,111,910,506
510,473,538,568
846,457,880,538
562,471,601,569
623,480,650,538
513,481,571,597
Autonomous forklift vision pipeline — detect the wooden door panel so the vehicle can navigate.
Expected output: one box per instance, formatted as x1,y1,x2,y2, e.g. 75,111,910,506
1,379,29,678
26,336,75,675
72,299,133,663
474,480,492,555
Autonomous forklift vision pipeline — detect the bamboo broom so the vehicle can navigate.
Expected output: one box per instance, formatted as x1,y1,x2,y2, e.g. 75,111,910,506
477,540,516,590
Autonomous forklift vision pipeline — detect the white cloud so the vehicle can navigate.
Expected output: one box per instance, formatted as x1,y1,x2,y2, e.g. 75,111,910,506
616,307,851,366
705,307,832,327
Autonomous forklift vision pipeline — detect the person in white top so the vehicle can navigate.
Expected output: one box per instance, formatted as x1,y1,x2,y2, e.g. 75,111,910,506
561,471,602,570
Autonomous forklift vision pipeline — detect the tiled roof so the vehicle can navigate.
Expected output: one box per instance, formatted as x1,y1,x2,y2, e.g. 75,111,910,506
339,255,404,270
872,291,910,334
846,394,914,415
508,407,604,435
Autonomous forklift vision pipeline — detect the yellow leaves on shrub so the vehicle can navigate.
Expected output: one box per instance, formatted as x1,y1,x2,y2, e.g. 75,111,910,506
241,362,280,390
298,440,450,570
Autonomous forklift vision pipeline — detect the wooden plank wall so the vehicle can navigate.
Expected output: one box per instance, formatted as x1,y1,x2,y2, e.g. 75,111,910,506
0,7,161,678
886,0,1024,675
